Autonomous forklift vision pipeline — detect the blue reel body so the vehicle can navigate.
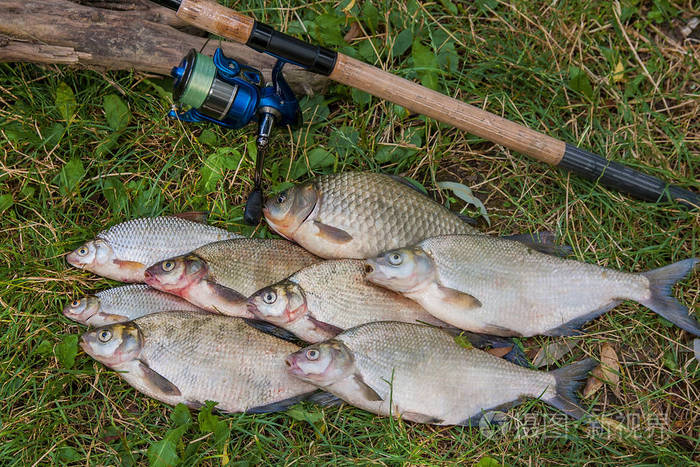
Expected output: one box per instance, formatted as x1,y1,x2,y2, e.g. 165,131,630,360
169,48,301,130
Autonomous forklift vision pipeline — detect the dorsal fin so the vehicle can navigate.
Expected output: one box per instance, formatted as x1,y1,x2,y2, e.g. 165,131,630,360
172,211,209,224
387,175,478,225
387,174,428,195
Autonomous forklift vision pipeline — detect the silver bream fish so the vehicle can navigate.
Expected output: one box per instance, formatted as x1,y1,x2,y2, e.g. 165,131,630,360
247,259,446,342
81,312,319,413
365,235,700,336
64,284,206,327
67,215,240,282
144,238,320,317
286,321,595,425
263,172,478,259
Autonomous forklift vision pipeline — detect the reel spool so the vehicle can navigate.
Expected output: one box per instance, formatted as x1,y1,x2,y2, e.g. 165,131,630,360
169,48,302,224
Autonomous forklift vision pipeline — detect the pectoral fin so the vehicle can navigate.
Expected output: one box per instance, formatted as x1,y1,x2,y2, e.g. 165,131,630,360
437,284,482,309
313,221,353,244
352,373,383,401
307,315,344,337
138,360,181,396
113,259,146,272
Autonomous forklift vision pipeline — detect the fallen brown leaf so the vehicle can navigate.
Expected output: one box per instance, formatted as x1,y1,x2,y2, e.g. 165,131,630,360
583,343,620,399
344,22,364,42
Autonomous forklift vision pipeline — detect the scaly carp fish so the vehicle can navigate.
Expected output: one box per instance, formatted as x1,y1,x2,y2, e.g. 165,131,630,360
67,215,240,282
365,235,700,337
64,284,206,327
81,312,319,413
144,238,320,317
263,172,478,259
286,321,595,425
247,259,446,342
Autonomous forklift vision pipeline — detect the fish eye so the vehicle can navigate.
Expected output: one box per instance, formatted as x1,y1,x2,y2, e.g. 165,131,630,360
77,246,89,256
306,349,319,361
263,290,277,304
71,299,81,307
388,252,403,266
97,329,112,342
277,191,287,204
162,261,175,272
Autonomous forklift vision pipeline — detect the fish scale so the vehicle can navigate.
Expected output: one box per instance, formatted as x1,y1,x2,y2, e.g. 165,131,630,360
94,285,204,316
422,235,649,335
368,235,699,337
265,172,479,259
248,259,446,342
195,239,321,297
291,260,445,330
99,216,240,266
312,173,475,250
83,312,317,413
289,322,572,425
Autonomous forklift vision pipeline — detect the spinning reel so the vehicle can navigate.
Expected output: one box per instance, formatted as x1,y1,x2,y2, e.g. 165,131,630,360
169,48,302,224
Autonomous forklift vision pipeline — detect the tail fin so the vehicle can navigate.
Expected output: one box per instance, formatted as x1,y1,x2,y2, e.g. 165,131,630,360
640,258,699,336
546,358,596,420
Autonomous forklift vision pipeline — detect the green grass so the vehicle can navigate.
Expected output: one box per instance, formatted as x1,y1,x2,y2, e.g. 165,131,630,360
1,0,698,464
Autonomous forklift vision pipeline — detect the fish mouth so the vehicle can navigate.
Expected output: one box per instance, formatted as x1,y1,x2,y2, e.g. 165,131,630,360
66,252,83,268
363,262,374,275
246,302,259,316
78,335,92,355
143,267,160,286
284,355,302,375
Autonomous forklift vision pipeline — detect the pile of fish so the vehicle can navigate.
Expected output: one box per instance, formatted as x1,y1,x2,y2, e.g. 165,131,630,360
66,171,699,427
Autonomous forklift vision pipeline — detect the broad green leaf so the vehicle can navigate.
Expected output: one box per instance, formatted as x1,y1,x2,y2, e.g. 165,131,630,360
310,13,345,46
0,194,13,214
42,123,65,147
197,401,228,449
475,0,498,13
329,126,360,158
57,446,81,463
198,148,242,194
453,333,474,350
55,157,85,196
198,129,218,147
55,334,78,369
95,133,120,158
350,88,371,107
171,404,192,427
568,66,593,99
103,94,131,132
436,181,490,226
102,177,129,214
412,40,439,90
437,40,460,74
475,456,502,467
439,0,458,15
286,406,324,425
198,401,222,434
392,29,413,57
34,339,53,356
300,95,330,124
147,439,179,467
358,39,378,62
308,147,335,169
55,82,76,122
362,3,379,33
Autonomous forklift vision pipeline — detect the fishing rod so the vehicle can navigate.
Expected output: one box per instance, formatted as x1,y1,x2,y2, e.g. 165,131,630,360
153,0,699,222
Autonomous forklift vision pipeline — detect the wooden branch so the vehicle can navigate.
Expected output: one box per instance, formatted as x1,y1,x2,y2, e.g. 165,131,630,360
0,0,327,95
